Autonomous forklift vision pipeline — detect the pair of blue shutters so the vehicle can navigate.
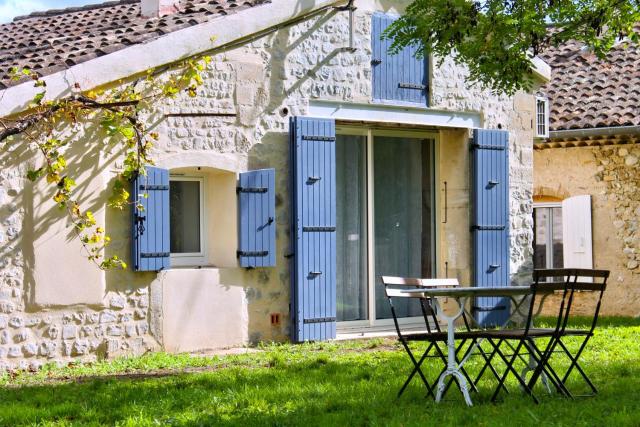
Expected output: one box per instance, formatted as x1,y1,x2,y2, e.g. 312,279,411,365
372,13,428,105
471,129,511,327
131,167,275,271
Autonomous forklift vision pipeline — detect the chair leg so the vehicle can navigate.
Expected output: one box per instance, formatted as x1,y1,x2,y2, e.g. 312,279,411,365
489,339,539,404
472,338,509,394
526,336,574,398
522,338,568,396
397,340,436,399
557,338,598,396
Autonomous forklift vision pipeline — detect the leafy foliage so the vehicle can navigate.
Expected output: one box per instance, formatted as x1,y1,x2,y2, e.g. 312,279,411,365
385,0,640,94
0,57,211,269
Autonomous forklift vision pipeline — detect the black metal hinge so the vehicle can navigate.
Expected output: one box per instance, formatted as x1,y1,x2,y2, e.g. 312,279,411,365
470,225,506,231
237,250,269,257
139,184,169,191
470,143,507,151
303,317,336,324
140,252,170,258
237,187,268,194
301,135,336,141
399,82,427,90
302,226,336,232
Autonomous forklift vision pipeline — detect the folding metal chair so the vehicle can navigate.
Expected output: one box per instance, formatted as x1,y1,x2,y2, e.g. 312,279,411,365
382,276,487,399
534,268,609,398
480,269,576,404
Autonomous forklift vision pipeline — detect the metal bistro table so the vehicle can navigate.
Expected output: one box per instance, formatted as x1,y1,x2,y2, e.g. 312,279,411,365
399,285,537,406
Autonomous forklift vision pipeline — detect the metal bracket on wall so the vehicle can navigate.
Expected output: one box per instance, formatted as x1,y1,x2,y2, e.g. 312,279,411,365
442,181,448,223
334,0,357,52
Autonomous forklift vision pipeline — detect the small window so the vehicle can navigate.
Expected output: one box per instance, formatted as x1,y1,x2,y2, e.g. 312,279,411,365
535,97,549,138
533,204,563,274
170,176,206,265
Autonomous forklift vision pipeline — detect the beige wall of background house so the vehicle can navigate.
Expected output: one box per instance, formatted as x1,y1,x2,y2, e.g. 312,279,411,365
0,2,540,370
534,144,640,316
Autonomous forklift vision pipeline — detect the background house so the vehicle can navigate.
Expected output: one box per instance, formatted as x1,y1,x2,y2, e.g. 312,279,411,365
535,37,640,316
0,0,548,370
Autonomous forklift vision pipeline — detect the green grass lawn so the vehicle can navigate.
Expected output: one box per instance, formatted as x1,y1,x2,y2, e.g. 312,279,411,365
0,317,638,426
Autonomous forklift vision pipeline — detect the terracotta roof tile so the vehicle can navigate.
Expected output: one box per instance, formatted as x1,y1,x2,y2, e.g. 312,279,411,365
0,0,270,89
541,36,640,131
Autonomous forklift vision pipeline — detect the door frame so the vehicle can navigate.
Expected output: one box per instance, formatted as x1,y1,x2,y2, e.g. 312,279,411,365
335,125,441,330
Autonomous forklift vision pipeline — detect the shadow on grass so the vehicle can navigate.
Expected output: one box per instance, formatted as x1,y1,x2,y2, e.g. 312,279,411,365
0,348,639,427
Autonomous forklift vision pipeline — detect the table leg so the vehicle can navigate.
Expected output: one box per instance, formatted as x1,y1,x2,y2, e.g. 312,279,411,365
433,297,473,406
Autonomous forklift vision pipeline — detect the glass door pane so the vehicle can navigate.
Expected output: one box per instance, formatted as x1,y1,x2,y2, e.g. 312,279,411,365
336,135,368,321
551,207,564,268
373,136,435,319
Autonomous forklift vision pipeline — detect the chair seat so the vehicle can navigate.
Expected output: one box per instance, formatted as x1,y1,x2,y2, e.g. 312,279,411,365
529,328,592,337
477,328,557,339
402,331,448,341
401,330,489,342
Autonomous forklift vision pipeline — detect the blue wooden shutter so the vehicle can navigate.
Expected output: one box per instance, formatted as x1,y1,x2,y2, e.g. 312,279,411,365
132,166,170,272
471,129,510,326
371,12,428,105
237,168,276,267
290,116,337,342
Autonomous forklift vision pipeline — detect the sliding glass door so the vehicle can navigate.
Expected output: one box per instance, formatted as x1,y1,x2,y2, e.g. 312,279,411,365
373,136,435,319
335,129,437,326
336,134,368,321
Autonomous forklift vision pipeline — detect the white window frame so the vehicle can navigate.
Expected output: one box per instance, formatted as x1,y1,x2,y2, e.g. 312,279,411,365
169,175,207,267
535,96,550,138
533,202,562,271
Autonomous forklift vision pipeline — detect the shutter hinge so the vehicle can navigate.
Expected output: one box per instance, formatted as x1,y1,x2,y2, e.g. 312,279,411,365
398,83,427,90
301,135,336,141
140,252,170,258
237,186,268,194
302,226,336,232
237,250,269,257
470,143,507,151
470,225,506,231
139,184,169,190
303,317,336,324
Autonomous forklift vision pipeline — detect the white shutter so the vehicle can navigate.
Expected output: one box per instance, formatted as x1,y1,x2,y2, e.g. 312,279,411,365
562,195,593,273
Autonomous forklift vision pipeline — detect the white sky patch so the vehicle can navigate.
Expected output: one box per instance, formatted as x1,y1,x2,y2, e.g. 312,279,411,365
0,0,47,23
0,0,96,24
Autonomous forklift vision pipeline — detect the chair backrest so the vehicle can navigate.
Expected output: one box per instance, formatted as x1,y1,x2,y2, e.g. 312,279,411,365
381,276,459,335
381,276,459,293
561,269,609,334
524,269,575,335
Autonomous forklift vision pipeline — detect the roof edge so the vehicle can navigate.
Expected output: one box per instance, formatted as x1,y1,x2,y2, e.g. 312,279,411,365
547,125,640,140
531,56,551,82
0,0,342,117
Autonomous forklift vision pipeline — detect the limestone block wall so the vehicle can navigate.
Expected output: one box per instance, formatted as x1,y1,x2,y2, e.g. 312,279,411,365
0,2,537,370
534,143,640,316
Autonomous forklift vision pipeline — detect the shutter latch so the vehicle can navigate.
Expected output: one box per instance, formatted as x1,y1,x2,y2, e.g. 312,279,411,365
135,215,146,236
371,58,382,65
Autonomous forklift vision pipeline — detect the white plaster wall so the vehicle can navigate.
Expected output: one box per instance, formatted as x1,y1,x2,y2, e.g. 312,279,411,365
157,269,248,352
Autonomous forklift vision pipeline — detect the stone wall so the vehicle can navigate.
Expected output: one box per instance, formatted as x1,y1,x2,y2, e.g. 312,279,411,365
0,2,538,369
534,143,640,316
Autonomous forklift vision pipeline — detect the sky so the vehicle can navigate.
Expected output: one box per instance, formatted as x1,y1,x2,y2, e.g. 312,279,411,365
0,0,97,23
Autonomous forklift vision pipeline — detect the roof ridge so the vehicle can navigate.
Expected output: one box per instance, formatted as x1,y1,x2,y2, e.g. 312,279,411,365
12,0,140,23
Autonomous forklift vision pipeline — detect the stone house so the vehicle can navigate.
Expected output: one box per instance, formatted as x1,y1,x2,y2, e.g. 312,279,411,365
535,38,640,316
0,0,549,370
